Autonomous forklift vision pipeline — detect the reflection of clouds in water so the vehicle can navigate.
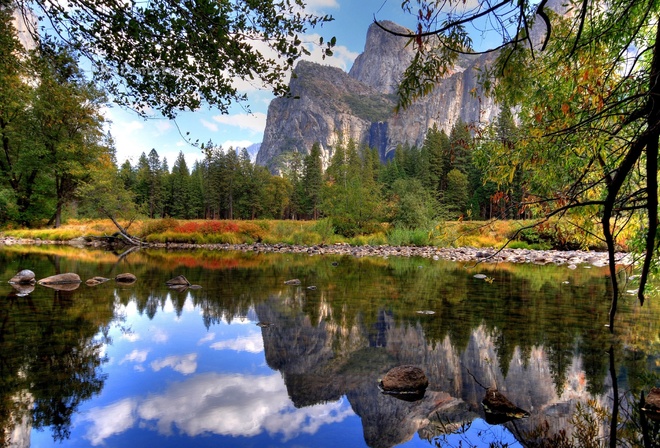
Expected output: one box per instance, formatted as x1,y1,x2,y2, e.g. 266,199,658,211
121,332,140,342
150,353,197,375
198,332,215,345
120,349,149,364
79,373,353,445
150,327,169,343
210,333,264,353
78,398,138,445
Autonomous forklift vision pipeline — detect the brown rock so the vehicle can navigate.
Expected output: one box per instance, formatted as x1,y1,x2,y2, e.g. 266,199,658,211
9,269,36,284
642,387,660,421
37,273,81,285
166,275,191,286
481,387,530,423
86,277,110,286
379,365,429,395
115,273,137,283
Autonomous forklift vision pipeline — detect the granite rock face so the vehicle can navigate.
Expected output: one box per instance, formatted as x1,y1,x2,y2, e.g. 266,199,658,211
256,20,499,170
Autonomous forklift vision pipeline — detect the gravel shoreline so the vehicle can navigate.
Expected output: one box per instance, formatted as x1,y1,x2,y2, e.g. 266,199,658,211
0,236,633,268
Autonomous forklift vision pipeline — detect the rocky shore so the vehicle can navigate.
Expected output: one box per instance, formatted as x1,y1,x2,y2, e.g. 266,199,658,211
0,236,633,268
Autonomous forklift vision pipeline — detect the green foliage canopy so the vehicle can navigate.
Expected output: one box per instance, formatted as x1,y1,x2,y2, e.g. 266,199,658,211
14,0,335,118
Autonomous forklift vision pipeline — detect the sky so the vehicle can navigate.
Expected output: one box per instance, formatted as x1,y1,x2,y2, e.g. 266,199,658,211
103,0,423,170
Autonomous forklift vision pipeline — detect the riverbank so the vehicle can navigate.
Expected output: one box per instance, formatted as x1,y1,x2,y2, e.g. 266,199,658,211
0,236,633,268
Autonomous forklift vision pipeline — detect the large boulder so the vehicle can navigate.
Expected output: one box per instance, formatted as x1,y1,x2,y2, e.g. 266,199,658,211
9,269,36,284
379,365,429,397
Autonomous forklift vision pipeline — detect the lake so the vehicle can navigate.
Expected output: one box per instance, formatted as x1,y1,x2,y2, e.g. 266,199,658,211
1,245,659,447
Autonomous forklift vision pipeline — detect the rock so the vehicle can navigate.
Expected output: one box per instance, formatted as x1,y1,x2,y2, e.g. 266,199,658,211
481,387,530,424
642,387,660,421
306,285,317,290
9,269,36,284
473,274,488,279
379,365,429,398
166,275,191,286
37,273,81,285
86,277,110,286
115,273,137,283
257,22,499,168
284,279,301,285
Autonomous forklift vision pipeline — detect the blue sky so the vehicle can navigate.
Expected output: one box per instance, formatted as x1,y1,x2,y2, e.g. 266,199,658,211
104,0,422,169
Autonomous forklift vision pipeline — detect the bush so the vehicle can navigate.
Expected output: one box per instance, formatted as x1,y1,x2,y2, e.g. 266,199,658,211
387,228,430,246
311,218,336,241
140,218,179,237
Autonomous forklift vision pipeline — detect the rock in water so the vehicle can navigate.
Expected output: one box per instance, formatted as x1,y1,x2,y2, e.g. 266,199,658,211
284,279,301,285
166,275,191,286
115,273,137,283
642,387,660,421
37,273,81,285
482,387,530,424
86,277,110,286
379,365,429,398
9,269,36,284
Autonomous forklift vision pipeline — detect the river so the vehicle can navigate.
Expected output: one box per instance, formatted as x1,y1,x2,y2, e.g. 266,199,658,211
0,245,658,447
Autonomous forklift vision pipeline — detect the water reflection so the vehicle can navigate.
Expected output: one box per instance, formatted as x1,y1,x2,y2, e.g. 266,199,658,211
0,246,659,447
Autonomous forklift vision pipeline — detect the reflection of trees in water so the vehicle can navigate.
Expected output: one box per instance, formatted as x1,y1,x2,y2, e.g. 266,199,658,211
0,288,112,446
1,247,659,446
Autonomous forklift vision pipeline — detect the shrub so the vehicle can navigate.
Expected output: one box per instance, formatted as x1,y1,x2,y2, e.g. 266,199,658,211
140,218,179,237
386,228,430,246
311,218,336,241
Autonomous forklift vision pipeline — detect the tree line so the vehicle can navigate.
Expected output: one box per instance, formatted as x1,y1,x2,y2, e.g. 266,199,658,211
109,110,527,236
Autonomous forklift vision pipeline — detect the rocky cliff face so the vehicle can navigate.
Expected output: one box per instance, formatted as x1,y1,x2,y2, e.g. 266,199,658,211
256,20,499,170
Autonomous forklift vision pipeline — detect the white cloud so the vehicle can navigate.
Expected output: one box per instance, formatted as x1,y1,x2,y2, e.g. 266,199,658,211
222,139,256,151
306,0,339,11
153,120,172,134
301,33,359,72
200,119,219,132
212,112,267,133
150,353,198,375
210,333,264,354
78,373,354,445
120,349,149,364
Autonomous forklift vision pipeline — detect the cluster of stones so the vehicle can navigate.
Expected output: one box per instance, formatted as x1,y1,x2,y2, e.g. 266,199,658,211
7,269,200,295
0,236,632,267
379,365,530,425
155,242,632,267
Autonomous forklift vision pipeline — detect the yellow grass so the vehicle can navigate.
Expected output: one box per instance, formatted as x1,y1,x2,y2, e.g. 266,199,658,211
0,217,633,250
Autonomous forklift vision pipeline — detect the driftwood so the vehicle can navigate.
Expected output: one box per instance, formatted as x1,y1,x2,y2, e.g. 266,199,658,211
97,207,144,246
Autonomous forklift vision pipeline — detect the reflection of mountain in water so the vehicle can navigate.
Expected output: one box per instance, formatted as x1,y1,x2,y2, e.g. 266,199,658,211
256,296,610,447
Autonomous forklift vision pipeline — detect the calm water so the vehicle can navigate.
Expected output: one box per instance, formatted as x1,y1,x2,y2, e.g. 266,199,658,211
1,245,659,447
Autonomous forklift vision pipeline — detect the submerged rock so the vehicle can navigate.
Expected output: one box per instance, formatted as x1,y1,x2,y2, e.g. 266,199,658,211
379,365,429,400
284,279,301,285
37,273,81,285
9,269,36,285
115,273,137,284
